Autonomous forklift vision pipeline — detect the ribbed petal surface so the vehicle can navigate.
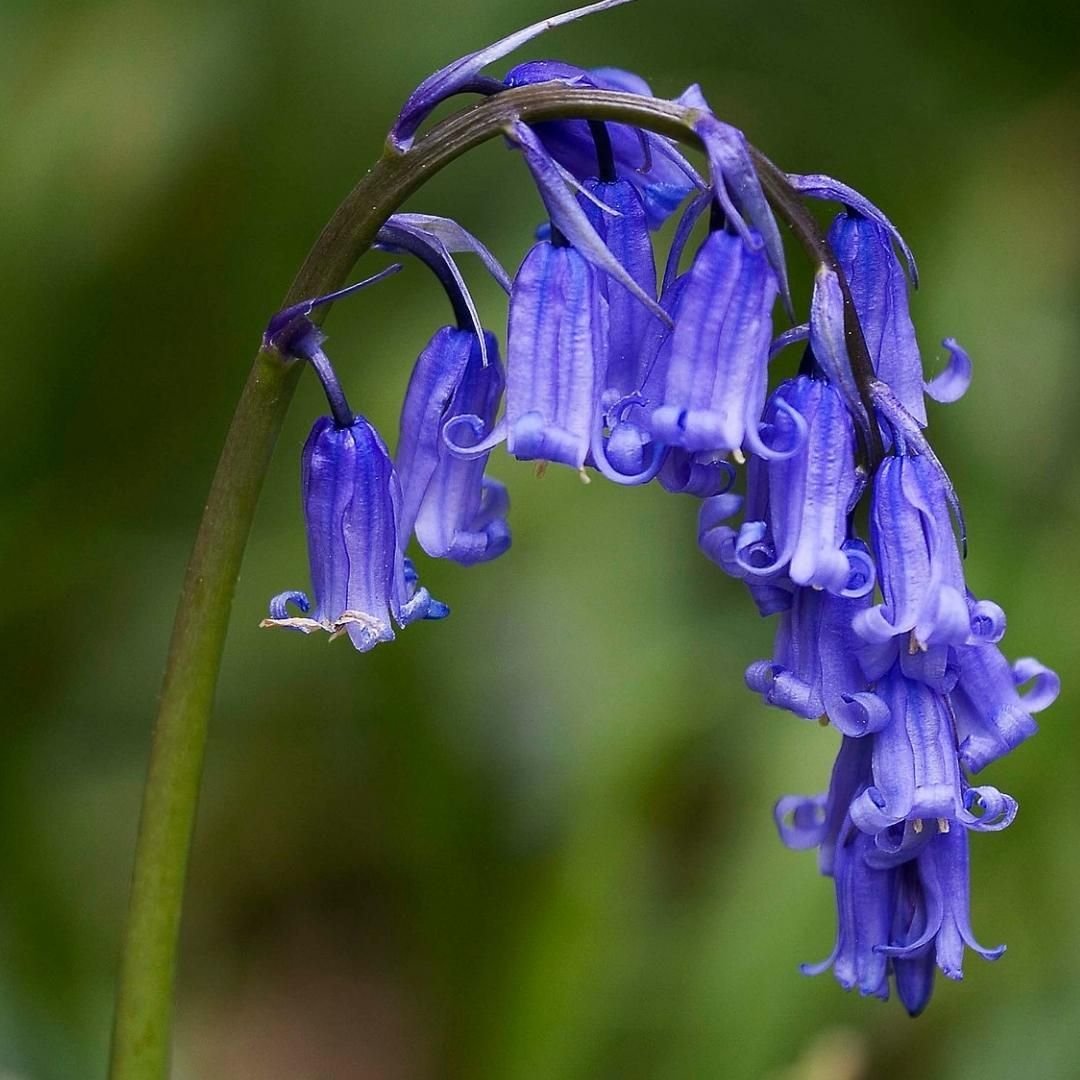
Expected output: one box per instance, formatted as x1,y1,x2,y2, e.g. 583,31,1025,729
506,242,606,468
650,229,777,453
856,454,969,648
733,376,864,595
398,328,510,565
581,178,657,398
831,211,927,426
264,415,445,652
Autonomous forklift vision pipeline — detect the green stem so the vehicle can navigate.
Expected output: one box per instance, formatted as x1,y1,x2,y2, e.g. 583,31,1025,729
107,83,872,1078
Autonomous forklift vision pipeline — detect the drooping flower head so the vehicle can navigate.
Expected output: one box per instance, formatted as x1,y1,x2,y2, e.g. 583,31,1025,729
262,415,448,651
647,223,780,456
260,272,447,651
728,374,871,595
375,214,512,564
397,326,510,564
479,120,669,475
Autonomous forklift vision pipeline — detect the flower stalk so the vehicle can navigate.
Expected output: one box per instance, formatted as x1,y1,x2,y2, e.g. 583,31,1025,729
107,82,879,1079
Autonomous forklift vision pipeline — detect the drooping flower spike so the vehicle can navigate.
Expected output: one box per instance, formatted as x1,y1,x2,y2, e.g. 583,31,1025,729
253,4,1059,1019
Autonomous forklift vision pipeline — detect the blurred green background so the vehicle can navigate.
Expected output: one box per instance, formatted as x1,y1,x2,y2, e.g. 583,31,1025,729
4,0,1079,1076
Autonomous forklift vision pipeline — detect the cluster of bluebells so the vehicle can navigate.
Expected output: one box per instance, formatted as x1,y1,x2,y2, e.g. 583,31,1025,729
259,1,1059,1013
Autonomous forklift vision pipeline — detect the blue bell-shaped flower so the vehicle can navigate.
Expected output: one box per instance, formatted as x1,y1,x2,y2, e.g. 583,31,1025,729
262,415,448,652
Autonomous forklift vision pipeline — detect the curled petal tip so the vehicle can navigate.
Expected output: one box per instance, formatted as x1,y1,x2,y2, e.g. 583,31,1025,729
268,590,311,619
925,338,973,404
1012,657,1060,713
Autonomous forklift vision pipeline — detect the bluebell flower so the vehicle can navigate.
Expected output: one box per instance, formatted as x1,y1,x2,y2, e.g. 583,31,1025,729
792,180,971,425
778,707,1016,1013
829,209,927,425
952,646,1059,772
261,270,447,651
647,226,780,455
729,375,873,594
397,327,510,565
504,236,607,469
476,121,670,476
881,826,1005,1015
803,822,1005,1013
261,414,448,652
848,664,1017,837
830,212,973,426
581,177,657,402
260,9,1060,1017
805,824,894,1001
791,172,979,410
854,451,972,649
373,212,512,564
744,585,888,737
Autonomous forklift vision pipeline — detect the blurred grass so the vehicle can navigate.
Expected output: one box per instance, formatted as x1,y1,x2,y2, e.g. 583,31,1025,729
2,1,1079,1077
